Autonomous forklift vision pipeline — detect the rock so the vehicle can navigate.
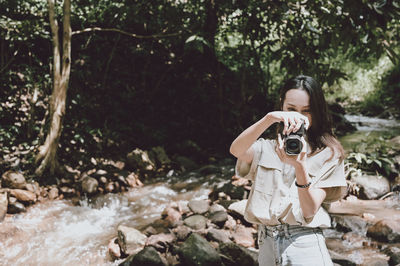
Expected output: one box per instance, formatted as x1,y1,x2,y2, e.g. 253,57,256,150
224,215,237,230
126,148,156,172
81,176,98,194
173,225,191,241
188,199,209,214
0,192,7,222
184,215,207,230
228,199,247,217
25,182,40,196
161,206,182,228
351,175,390,199
209,211,228,227
209,204,226,214
329,250,357,266
178,233,223,266
210,183,247,201
108,237,121,259
384,245,400,265
146,233,176,252
1,171,26,189
117,225,147,255
7,200,26,214
9,189,36,203
206,228,231,244
389,136,400,150
367,219,400,243
125,172,143,188
332,215,369,235
120,246,167,266
232,225,255,248
219,242,258,266
48,187,59,200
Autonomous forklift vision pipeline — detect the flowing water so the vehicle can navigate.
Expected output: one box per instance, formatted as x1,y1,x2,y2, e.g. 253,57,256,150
1,115,400,265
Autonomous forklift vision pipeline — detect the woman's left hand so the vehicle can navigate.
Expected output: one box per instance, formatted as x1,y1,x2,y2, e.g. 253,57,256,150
276,134,307,168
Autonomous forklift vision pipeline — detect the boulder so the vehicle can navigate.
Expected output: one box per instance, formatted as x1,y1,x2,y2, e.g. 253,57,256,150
161,206,182,228
0,192,7,222
351,175,390,199
178,233,223,266
183,215,207,230
1,171,26,189
331,215,369,235
173,225,191,241
120,246,167,266
209,211,228,228
7,200,25,214
231,225,255,248
219,242,258,266
108,237,121,259
117,225,147,255
206,228,231,244
146,233,176,252
48,187,59,200
209,204,226,214
81,176,98,194
126,148,156,172
384,245,400,265
367,219,400,243
9,189,36,203
188,199,209,214
228,199,247,217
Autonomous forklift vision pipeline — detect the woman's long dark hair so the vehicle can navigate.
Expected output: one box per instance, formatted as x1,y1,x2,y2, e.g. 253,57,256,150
277,75,345,161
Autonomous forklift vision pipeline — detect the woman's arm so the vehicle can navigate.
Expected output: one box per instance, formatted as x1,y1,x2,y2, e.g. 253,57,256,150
230,112,309,164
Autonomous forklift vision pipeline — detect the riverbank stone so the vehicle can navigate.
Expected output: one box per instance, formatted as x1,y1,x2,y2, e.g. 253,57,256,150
10,189,36,203
188,199,209,214
120,246,167,266
0,192,7,222
384,245,400,265
117,225,147,255
81,176,98,194
1,171,26,189
209,204,226,214
209,210,228,227
219,242,258,266
7,199,25,214
232,225,255,248
183,214,207,230
161,206,182,228
146,233,176,252
351,175,390,199
367,219,400,243
331,215,369,235
206,228,231,244
178,233,223,266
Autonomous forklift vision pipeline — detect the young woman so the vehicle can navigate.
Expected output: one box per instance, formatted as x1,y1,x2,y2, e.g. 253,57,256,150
230,75,347,266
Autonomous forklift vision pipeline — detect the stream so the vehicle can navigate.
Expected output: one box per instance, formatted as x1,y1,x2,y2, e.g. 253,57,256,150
1,114,400,265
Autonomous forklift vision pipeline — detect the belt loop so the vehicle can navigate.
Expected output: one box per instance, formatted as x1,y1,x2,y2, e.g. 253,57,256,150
283,224,290,238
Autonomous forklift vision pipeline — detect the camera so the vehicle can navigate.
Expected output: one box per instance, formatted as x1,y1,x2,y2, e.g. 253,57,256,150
282,123,306,155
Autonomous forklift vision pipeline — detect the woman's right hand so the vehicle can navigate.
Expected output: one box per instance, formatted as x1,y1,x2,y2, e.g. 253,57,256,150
266,111,310,135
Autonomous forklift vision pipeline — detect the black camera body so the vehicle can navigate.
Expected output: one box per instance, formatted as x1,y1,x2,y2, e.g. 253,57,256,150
283,123,306,155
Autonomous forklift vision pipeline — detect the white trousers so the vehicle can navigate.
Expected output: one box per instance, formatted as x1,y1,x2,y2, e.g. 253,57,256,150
257,224,333,266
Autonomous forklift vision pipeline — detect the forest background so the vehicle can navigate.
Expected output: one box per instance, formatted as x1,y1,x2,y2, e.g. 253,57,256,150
0,0,399,184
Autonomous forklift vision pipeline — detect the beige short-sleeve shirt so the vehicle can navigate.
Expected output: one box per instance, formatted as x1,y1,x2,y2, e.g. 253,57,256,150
235,138,347,228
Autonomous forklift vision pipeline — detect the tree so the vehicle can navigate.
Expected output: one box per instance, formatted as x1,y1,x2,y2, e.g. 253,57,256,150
35,0,71,176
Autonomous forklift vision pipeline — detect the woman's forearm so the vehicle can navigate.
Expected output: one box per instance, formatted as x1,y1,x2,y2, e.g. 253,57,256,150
295,164,327,218
229,114,275,158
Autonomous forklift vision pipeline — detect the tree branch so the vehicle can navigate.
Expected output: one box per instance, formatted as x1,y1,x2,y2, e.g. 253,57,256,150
72,27,182,39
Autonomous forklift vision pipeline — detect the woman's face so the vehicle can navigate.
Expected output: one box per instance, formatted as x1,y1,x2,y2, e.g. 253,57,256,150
282,88,312,127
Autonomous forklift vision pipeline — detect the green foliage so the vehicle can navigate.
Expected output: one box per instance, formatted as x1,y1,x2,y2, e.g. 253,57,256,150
346,136,396,178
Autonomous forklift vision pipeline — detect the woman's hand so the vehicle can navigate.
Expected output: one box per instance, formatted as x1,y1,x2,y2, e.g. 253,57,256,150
275,133,308,168
266,111,309,135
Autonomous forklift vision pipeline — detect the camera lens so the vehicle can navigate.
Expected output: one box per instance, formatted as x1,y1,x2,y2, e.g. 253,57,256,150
285,138,302,155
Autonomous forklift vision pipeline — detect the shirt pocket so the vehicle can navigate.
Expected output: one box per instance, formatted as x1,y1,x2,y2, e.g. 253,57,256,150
253,160,282,195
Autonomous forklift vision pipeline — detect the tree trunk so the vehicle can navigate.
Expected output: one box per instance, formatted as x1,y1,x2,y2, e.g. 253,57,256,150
35,0,71,177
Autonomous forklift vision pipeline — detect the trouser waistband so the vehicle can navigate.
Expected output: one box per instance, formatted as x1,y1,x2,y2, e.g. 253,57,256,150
260,224,322,238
